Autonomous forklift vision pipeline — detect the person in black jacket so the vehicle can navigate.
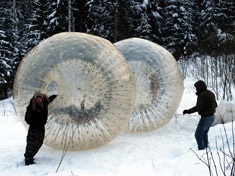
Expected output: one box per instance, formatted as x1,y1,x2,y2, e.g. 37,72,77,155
183,80,217,150
24,91,57,165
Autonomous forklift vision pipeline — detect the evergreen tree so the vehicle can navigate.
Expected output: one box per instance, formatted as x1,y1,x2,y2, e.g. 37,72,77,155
23,0,55,54
146,0,165,43
73,0,90,33
86,0,117,41
0,0,21,98
130,0,152,40
86,0,133,42
46,0,68,34
197,0,235,56
215,0,235,55
0,28,12,98
115,0,133,41
10,0,28,88
158,0,197,60
45,0,92,34
0,0,234,98
180,0,198,57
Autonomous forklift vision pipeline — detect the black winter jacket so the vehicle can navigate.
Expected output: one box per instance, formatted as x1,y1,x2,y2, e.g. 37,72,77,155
187,80,217,117
25,95,57,128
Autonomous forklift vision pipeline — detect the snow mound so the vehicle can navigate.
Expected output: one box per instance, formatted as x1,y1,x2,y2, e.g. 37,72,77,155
213,100,235,126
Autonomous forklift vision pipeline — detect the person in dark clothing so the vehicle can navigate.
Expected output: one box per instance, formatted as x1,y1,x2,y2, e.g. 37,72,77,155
183,80,217,150
24,91,57,165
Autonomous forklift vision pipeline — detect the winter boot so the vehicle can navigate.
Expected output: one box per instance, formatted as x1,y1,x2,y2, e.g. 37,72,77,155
25,158,35,166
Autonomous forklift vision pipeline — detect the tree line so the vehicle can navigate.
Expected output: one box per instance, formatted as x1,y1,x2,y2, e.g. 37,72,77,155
0,0,235,99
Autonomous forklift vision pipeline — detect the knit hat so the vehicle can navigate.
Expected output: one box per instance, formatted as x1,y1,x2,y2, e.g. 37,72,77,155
34,91,44,100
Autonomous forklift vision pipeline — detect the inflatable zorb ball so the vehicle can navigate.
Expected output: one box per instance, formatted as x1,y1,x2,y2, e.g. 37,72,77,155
13,32,136,150
115,38,183,133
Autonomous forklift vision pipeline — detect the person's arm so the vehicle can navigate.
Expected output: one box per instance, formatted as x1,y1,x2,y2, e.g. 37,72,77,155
49,95,57,103
42,93,57,105
183,95,205,114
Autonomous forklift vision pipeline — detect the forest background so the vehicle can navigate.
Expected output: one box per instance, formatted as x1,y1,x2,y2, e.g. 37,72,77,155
0,0,235,101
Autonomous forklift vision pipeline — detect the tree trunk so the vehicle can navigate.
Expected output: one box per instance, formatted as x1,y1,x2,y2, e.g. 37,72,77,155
68,0,73,32
113,0,119,42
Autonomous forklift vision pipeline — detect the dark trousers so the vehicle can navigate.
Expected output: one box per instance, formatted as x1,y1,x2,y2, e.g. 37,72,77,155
195,115,214,150
24,126,45,160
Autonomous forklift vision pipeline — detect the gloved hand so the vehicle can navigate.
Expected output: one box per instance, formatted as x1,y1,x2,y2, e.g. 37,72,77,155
50,95,57,99
49,95,57,102
183,110,188,114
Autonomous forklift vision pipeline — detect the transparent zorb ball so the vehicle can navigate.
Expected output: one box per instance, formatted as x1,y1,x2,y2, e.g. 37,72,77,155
13,32,136,150
115,38,184,133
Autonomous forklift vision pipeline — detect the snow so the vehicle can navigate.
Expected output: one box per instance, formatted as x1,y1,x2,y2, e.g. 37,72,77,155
142,0,148,6
0,78,234,176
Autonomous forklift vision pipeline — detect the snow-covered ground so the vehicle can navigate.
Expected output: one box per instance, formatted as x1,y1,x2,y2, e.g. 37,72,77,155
0,78,234,176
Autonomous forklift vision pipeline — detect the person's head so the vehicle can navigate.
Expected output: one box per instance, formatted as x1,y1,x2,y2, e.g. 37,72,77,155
34,91,44,104
194,80,207,94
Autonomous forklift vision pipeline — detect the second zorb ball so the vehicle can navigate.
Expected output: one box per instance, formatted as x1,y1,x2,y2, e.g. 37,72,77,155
13,32,136,150
115,38,183,133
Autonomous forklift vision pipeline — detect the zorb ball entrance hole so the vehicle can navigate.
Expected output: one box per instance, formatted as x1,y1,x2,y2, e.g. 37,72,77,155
46,80,58,95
